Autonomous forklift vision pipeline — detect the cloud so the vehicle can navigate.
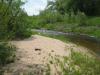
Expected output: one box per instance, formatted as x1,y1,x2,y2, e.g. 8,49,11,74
21,0,47,16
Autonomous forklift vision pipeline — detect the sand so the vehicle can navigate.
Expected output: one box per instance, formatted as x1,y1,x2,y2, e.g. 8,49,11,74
3,35,90,75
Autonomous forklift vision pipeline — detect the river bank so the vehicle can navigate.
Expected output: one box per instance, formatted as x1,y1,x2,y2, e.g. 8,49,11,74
0,34,100,75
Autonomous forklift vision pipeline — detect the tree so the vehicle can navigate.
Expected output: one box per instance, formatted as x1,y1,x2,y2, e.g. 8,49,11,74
47,0,100,16
0,0,31,40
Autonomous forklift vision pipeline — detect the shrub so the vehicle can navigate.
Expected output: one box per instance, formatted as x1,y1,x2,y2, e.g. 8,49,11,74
0,42,16,66
76,12,88,26
0,0,32,40
14,29,32,39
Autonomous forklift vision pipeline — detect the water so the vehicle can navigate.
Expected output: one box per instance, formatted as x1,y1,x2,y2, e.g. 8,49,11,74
67,34,100,56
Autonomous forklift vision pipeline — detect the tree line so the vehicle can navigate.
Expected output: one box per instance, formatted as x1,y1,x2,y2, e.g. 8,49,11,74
47,0,100,16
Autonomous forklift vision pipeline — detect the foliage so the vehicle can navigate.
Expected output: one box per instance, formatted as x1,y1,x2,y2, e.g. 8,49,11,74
29,0,100,38
31,9,100,38
12,11,32,39
53,51,100,75
87,17,100,26
69,51,100,75
0,0,31,73
0,0,31,40
0,42,16,66
47,0,100,16
31,8,88,28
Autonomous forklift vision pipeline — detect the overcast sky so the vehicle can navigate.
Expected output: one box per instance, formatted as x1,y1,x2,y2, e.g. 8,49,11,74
21,0,48,16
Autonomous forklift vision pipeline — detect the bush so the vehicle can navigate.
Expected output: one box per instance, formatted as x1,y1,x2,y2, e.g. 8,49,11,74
14,29,32,39
76,12,88,26
0,0,32,40
0,42,16,66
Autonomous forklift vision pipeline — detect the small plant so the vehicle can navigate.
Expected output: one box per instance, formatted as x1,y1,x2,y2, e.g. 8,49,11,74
49,60,53,64
46,64,50,75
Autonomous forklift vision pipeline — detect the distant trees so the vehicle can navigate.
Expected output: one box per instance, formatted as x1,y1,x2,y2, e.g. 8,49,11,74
39,10,63,24
47,0,100,16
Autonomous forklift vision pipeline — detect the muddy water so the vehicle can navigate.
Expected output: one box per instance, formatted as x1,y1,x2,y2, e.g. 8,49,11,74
67,34,100,56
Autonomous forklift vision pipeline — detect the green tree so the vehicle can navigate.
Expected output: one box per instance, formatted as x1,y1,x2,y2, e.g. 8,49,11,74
0,0,31,40
47,0,100,16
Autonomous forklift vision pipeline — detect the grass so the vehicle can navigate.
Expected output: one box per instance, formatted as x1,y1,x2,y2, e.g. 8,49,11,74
38,33,71,43
87,17,100,26
49,51,100,75
70,51,100,75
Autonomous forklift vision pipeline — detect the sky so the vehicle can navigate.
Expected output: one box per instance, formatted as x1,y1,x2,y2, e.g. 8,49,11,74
21,0,48,16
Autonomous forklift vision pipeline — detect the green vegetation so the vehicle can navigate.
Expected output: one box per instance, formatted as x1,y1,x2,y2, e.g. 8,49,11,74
0,0,32,40
0,0,100,75
87,17,100,26
49,51,100,75
0,43,16,66
39,33,70,43
0,0,32,70
48,0,100,16
31,12,100,38
30,0,100,38
65,51,100,75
